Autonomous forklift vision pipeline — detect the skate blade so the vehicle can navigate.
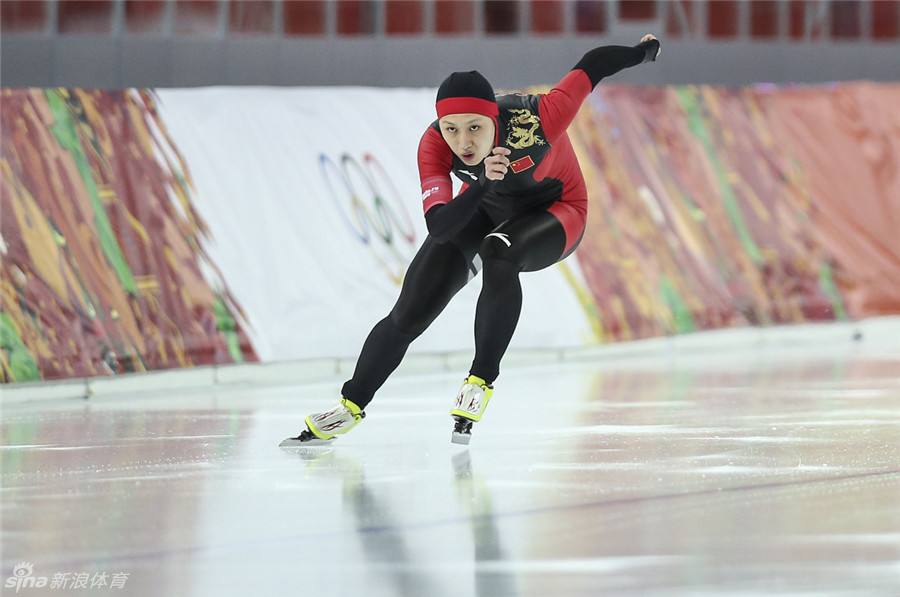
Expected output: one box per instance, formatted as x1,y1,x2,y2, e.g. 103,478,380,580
279,436,333,448
451,431,472,445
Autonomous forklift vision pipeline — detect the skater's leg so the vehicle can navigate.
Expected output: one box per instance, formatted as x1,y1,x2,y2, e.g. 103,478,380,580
340,237,471,409
282,212,492,446
470,256,522,384
469,207,584,383
448,207,582,443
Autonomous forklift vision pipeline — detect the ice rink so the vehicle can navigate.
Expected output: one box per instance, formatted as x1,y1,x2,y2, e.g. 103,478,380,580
2,324,899,596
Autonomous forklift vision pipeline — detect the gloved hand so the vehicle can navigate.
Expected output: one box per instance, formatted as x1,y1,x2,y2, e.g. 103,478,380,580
639,33,661,62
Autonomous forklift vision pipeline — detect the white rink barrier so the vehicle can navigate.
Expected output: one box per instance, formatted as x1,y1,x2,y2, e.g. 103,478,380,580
3,317,898,404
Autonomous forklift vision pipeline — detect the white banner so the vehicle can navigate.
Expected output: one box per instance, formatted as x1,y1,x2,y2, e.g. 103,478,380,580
156,87,593,362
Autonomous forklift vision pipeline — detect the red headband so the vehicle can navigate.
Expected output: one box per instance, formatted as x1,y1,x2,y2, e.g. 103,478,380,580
436,97,499,119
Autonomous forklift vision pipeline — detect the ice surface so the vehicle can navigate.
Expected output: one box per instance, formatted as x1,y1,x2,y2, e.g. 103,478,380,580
2,338,899,596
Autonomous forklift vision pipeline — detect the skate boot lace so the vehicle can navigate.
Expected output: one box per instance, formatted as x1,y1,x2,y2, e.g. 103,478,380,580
312,401,365,433
455,383,486,415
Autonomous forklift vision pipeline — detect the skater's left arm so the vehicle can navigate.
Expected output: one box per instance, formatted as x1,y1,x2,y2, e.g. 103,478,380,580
539,34,660,143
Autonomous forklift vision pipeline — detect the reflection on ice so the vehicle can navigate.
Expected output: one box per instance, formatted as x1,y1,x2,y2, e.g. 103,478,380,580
2,336,899,596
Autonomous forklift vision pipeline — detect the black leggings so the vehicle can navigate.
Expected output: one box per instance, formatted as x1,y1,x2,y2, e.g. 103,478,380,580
340,206,578,409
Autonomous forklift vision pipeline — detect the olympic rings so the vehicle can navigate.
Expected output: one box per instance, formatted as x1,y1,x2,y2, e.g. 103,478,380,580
319,152,419,284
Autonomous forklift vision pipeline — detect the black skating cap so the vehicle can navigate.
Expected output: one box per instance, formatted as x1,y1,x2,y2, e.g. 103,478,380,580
436,70,498,119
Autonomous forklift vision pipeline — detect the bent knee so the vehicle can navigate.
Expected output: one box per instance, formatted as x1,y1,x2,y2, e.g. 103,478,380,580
478,232,519,264
387,310,427,339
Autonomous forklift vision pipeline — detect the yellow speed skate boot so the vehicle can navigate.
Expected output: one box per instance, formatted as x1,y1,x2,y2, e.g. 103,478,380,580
450,375,494,445
279,398,365,447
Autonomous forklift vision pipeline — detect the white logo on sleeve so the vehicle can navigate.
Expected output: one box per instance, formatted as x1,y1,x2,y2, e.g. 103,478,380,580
422,186,440,201
485,232,511,247
458,169,478,182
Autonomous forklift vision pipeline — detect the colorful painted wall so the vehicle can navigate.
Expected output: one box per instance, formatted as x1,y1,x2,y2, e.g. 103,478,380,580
1,83,897,383
565,82,900,342
1,89,257,382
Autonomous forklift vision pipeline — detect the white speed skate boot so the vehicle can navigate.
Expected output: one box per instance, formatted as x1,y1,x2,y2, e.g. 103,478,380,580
279,398,365,447
450,375,494,445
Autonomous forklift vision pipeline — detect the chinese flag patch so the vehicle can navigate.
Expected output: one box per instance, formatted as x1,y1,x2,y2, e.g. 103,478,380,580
510,155,535,174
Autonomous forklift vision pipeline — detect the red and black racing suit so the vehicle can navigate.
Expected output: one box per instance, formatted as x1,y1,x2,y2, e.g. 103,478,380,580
341,41,660,408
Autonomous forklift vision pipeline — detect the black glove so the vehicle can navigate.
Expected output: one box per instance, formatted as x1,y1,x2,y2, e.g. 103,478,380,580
638,39,661,63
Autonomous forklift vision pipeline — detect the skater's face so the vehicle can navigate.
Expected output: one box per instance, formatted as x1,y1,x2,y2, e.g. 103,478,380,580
438,114,495,167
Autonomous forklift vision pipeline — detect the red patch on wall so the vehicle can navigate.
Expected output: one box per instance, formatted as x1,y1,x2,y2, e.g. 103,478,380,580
510,155,535,174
